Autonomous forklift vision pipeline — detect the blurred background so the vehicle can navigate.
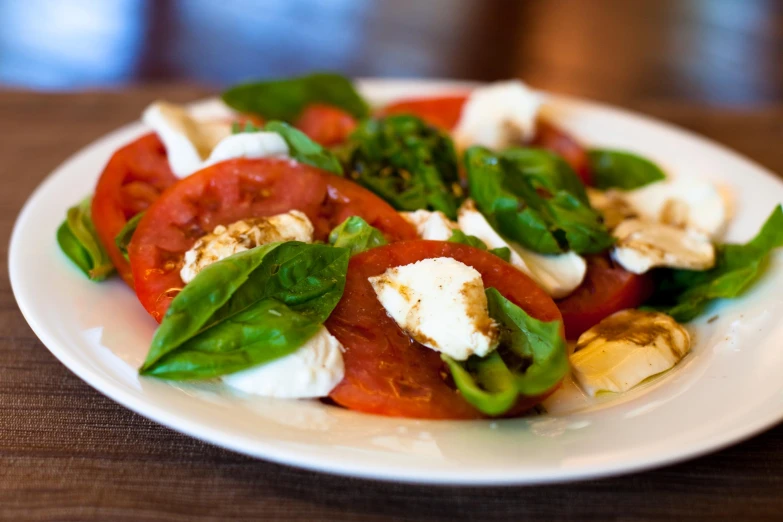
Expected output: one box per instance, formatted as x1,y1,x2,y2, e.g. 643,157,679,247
0,0,780,106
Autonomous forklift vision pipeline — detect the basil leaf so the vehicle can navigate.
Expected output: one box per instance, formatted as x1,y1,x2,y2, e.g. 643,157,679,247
588,149,666,190
448,230,511,261
264,121,342,175
114,211,145,261
56,196,114,281
329,216,387,256
345,115,462,219
443,288,568,416
649,205,783,322
465,146,613,254
141,242,350,379
222,72,369,122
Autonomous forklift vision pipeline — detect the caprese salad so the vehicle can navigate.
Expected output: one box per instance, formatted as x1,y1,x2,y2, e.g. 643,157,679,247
56,73,783,419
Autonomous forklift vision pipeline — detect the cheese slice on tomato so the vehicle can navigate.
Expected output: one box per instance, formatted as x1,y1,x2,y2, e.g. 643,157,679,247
142,101,289,177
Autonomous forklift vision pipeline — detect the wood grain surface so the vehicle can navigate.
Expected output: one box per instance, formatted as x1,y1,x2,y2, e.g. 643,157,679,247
1,87,782,521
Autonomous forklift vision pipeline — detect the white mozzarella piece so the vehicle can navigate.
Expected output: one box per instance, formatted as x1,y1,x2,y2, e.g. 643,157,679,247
623,178,729,238
142,101,232,177
400,210,458,240
204,132,290,167
222,326,345,398
368,257,499,361
453,80,541,150
611,218,715,274
570,309,691,396
586,188,637,230
457,201,586,298
180,211,314,283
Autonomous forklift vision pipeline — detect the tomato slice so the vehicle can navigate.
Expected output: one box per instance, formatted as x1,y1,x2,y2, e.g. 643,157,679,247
378,95,469,130
326,240,564,419
294,104,357,146
128,158,417,322
557,256,653,340
92,133,177,286
379,94,591,182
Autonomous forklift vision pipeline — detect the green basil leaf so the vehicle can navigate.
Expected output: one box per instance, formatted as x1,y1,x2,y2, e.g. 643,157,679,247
114,211,145,261
141,242,350,379
588,149,666,190
447,229,511,261
648,205,783,322
465,146,613,254
222,72,369,122
329,216,387,256
263,121,342,175
444,288,568,416
345,115,462,219
56,196,114,281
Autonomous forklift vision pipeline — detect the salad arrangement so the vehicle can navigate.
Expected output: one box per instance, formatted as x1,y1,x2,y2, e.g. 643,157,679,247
56,73,783,419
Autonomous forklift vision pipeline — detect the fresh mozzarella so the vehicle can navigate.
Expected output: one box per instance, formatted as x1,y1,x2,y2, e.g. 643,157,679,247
142,101,232,177
453,80,541,150
368,257,499,361
623,178,729,238
400,210,458,240
222,326,345,398
611,218,715,274
180,211,314,283
457,201,586,298
142,101,291,177
570,309,691,396
204,132,289,168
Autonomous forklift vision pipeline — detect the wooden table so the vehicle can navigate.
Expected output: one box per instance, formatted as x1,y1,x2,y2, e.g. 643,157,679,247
2,0,783,519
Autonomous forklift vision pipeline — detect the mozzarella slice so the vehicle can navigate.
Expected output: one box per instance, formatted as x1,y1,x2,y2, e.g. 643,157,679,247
142,101,232,176
623,178,729,238
180,211,314,283
453,80,541,150
457,201,586,298
400,210,458,240
611,218,715,274
222,325,345,398
204,132,289,167
143,101,291,177
368,257,499,361
570,309,691,396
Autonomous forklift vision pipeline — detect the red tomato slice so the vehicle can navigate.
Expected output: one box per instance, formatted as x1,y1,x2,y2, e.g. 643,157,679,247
128,158,417,322
326,240,564,420
557,256,653,340
92,133,177,286
294,104,357,146
379,94,591,183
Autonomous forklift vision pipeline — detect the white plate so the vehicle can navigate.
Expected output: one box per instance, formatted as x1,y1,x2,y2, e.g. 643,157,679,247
10,79,783,485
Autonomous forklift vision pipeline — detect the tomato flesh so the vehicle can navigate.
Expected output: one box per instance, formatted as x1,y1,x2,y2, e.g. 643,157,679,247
128,158,417,322
294,104,357,146
326,240,564,419
557,256,653,340
92,133,177,286
379,94,591,183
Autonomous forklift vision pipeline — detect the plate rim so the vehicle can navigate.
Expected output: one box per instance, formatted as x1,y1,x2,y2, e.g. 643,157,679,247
9,79,783,485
